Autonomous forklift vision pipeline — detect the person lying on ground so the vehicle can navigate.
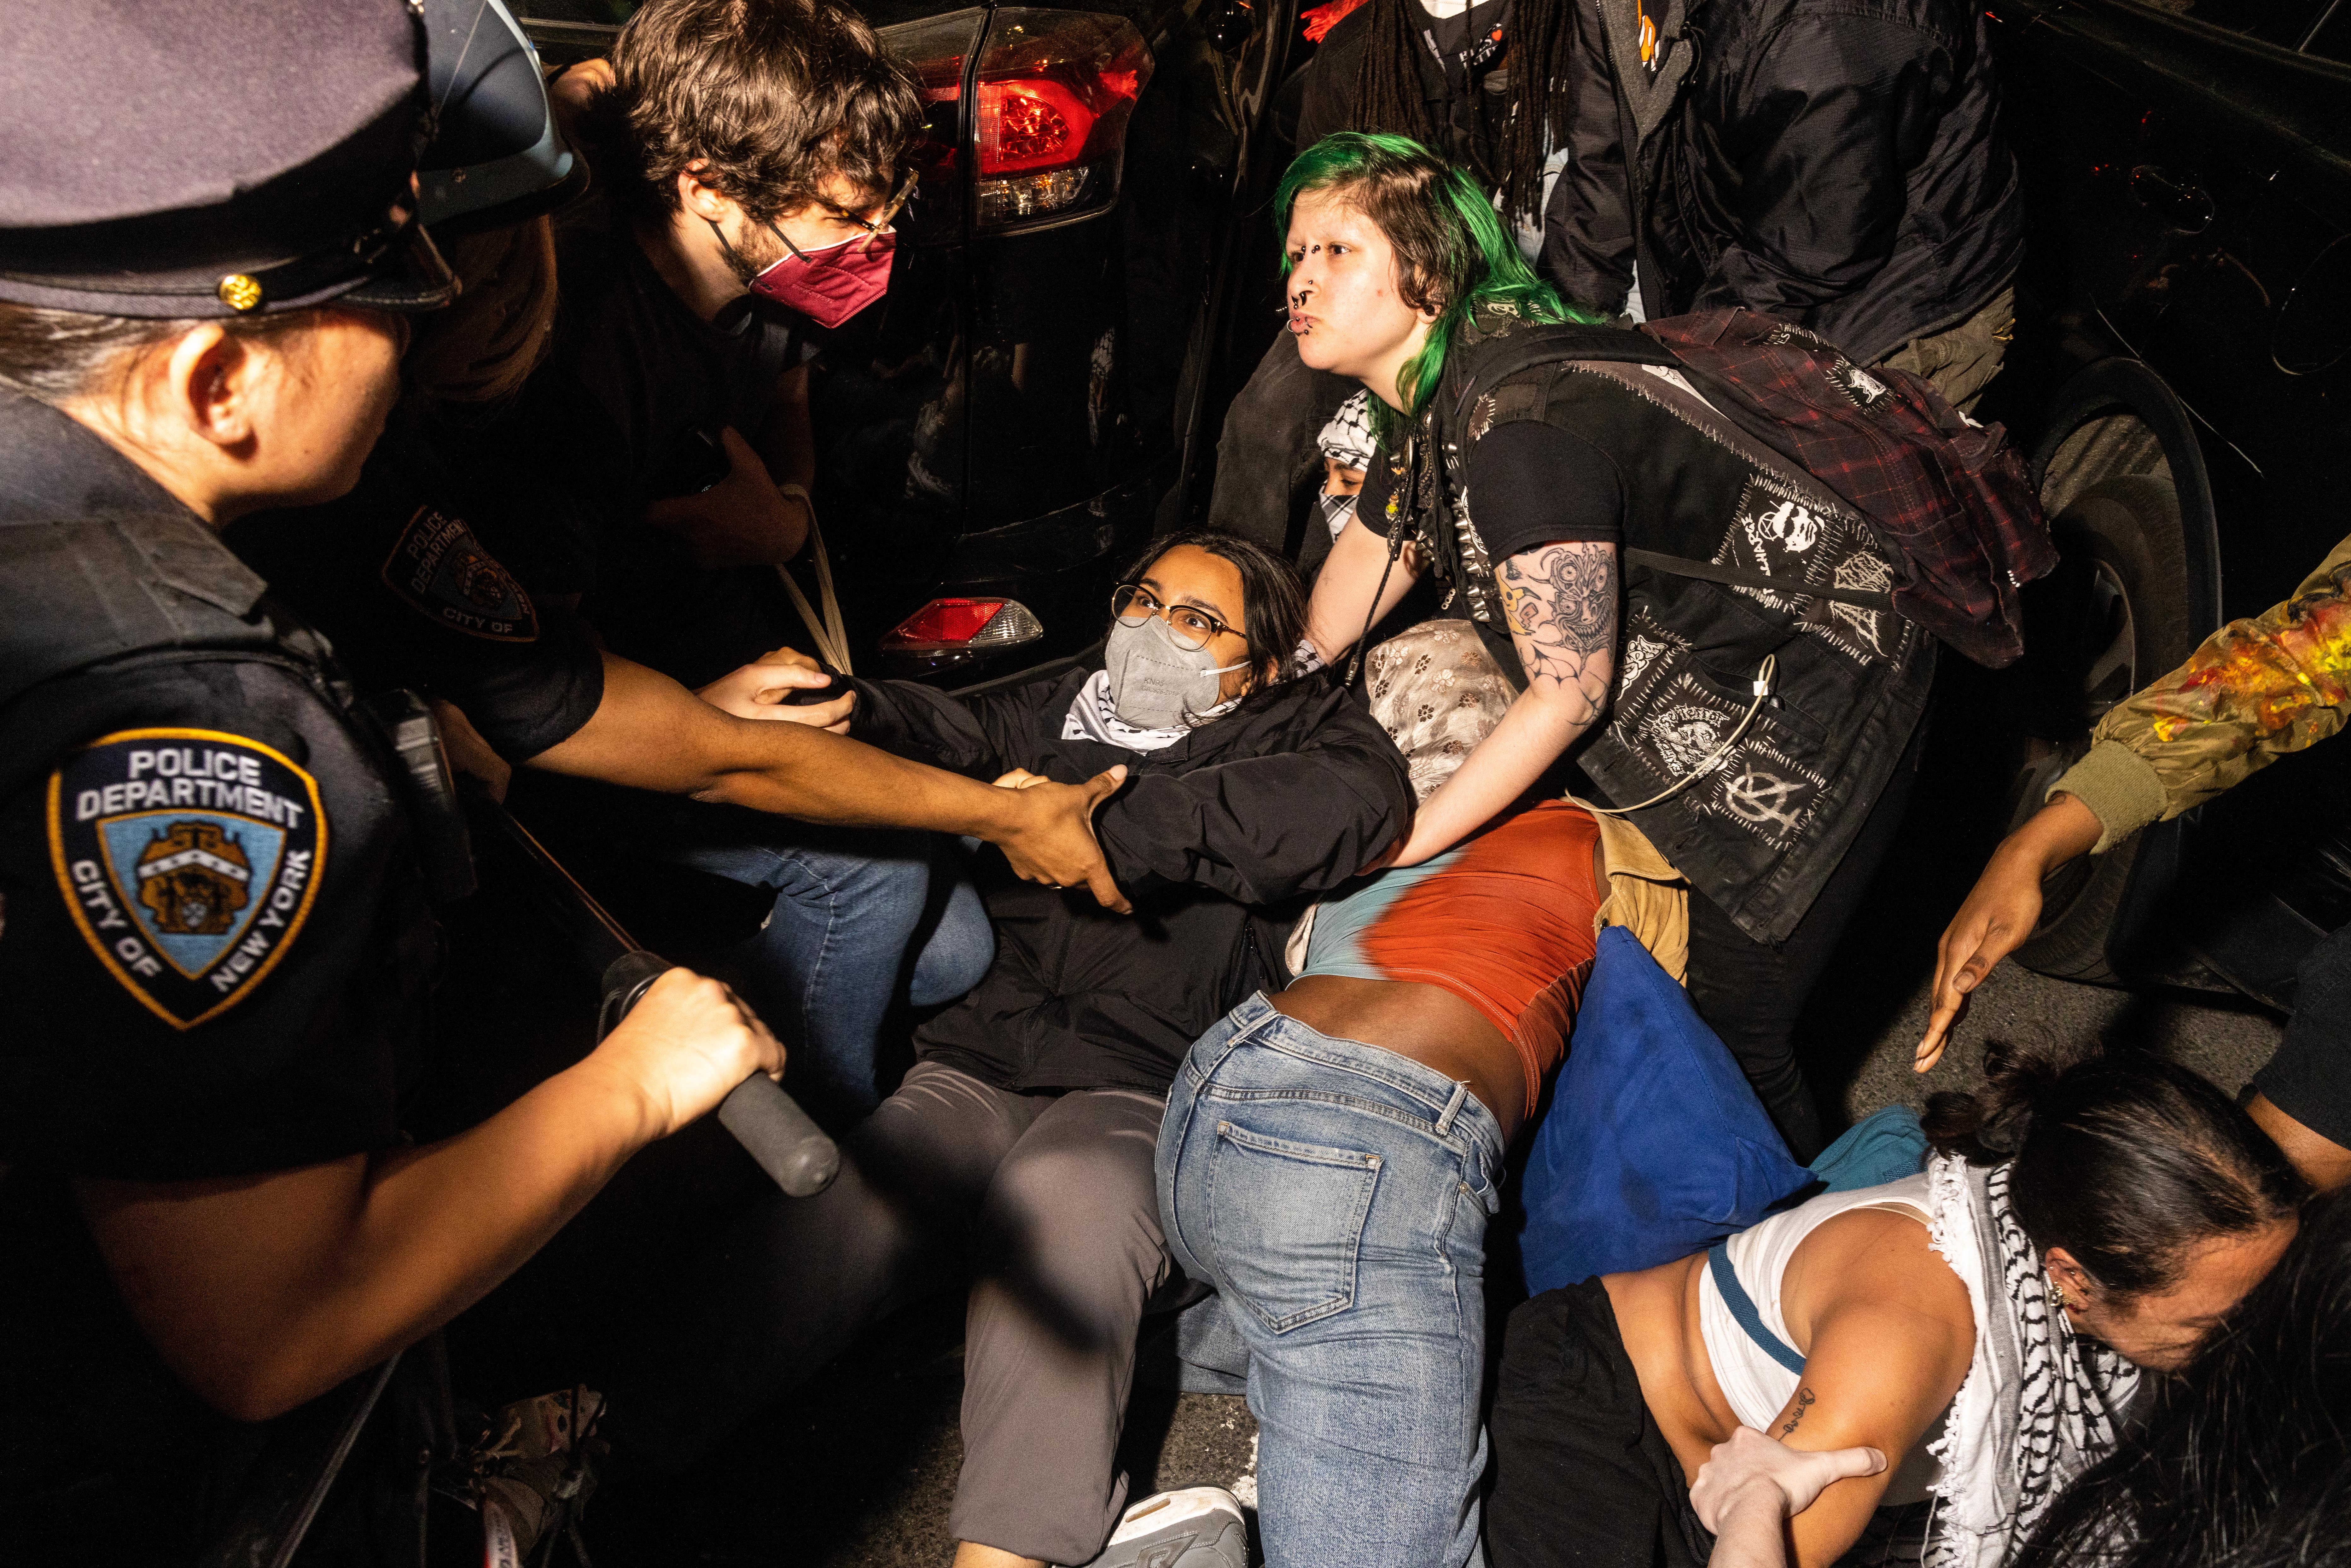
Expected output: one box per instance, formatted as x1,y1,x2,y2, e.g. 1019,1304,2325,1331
2012,1185,2351,1568
1922,529,2351,1190
1484,1038,2307,1568
599,531,1412,1568
1157,617,1683,1568
1283,132,1936,1159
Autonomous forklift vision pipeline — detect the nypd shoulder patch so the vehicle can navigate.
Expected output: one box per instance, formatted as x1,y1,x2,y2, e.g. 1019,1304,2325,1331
381,503,538,642
46,728,329,1030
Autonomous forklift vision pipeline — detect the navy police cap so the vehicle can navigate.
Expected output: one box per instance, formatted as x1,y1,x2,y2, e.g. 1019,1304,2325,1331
0,0,455,318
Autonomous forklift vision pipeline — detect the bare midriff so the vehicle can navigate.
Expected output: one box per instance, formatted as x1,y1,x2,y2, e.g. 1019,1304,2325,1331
1603,1254,1745,1484
1269,976,1528,1138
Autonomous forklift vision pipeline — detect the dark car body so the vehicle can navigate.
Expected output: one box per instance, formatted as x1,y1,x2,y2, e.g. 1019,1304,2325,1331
518,0,1297,682
1981,0,2351,1005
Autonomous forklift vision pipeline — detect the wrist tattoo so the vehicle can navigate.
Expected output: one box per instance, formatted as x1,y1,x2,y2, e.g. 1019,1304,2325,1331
1778,1386,1817,1439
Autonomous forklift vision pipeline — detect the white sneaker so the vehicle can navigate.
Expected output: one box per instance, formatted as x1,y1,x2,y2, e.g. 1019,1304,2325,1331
1085,1486,1250,1568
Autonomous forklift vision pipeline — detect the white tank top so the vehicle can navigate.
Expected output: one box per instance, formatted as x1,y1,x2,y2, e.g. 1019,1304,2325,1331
1697,1173,1952,1506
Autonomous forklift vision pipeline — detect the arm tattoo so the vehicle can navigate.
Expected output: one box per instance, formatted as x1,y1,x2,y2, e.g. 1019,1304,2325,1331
1778,1386,1817,1438
1499,542,1619,721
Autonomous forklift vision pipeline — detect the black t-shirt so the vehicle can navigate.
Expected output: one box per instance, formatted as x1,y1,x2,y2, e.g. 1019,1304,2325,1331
1365,415,1627,568
229,432,607,763
463,198,812,689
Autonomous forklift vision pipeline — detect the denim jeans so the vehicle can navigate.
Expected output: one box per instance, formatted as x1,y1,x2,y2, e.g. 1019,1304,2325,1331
1158,994,1504,1568
664,824,994,1128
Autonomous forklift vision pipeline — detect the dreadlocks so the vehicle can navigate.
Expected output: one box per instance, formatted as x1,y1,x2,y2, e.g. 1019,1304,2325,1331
1343,0,1576,225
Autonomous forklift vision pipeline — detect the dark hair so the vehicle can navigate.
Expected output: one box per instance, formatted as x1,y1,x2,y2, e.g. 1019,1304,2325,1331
1343,0,1573,228
1925,1040,2308,1301
0,303,318,406
1274,133,1601,436
403,218,558,414
2013,1188,2351,1568
581,0,926,224
1124,529,1310,695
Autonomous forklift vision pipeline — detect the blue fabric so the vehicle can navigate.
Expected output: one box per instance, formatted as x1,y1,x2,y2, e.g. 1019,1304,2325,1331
1514,927,1816,1294
1160,995,1500,1568
1707,1244,1807,1374
1808,1104,1929,1192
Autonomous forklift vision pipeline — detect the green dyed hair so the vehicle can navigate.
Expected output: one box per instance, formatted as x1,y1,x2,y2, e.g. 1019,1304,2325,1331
1274,132,1603,440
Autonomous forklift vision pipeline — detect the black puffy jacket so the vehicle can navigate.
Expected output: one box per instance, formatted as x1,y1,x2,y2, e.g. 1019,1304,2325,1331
1544,0,2022,365
847,665,1411,1095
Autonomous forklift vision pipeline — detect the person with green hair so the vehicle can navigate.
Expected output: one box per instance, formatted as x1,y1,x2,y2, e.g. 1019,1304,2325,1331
1287,131,1939,1164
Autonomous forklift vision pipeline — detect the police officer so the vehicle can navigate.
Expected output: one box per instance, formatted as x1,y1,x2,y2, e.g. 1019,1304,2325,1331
0,6,783,1557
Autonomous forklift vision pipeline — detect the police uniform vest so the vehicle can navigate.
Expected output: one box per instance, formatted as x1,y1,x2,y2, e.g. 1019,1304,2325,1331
0,390,436,1181
1386,308,1935,945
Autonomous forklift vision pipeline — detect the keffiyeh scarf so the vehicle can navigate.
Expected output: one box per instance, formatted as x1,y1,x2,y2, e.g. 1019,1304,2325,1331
1924,1153,2139,1568
1061,669,1236,752
1316,392,1377,540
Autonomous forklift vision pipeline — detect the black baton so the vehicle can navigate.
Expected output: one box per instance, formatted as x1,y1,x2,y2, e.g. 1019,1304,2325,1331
485,804,841,1198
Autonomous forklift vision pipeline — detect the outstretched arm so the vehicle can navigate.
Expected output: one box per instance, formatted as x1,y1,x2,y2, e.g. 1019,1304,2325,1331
1385,540,1618,865
528,653,1130,911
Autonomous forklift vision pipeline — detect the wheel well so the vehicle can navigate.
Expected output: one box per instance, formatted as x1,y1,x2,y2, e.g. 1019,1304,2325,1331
2028,356,2223,639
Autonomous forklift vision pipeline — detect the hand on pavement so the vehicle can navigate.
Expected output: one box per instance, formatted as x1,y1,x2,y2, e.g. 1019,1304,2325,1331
1917,793,2102,1072
994,766,1132,914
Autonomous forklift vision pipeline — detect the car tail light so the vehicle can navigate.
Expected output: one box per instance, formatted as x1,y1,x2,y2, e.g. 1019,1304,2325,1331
878,9,988,234
972,10,1152,230
882,598,1046,653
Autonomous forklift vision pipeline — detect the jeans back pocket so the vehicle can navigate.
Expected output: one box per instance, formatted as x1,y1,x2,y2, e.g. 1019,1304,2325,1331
1206,1119,1382,1334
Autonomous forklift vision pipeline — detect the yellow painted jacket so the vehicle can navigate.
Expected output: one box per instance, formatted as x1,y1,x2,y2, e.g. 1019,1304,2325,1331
2053,531,2351,852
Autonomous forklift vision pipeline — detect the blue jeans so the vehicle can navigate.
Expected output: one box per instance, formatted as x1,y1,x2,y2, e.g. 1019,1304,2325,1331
1157,994,1503,1568
665,825,993,1127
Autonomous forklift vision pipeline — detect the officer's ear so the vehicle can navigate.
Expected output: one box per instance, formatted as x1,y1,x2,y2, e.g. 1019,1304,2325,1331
161,322,263,452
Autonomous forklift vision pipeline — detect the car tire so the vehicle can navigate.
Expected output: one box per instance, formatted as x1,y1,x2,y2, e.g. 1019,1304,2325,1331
2008,473,2196,981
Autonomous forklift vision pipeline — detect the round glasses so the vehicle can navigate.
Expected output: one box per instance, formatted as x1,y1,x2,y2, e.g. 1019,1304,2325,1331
1111,583,1234,651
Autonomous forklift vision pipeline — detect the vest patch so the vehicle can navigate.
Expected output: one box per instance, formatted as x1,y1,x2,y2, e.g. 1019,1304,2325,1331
47,729,329,1029
1719,475,1897,664
381,504,538,642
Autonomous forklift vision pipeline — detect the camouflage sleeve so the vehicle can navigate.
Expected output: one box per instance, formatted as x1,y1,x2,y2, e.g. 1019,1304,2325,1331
2050,531,2351,853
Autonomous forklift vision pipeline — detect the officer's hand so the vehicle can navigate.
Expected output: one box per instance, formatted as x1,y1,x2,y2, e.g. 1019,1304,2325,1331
591,968,785,1140
994,767,1132,914
1918,793,2103,1071
696,648,855,732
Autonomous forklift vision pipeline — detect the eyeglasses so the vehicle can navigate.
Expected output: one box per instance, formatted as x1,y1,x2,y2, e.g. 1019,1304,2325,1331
762,170,919,261
814,169,919,250
1112,583,1235,651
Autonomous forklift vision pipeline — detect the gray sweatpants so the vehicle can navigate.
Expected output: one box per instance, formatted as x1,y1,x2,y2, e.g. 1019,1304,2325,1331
616,1060,1177,1565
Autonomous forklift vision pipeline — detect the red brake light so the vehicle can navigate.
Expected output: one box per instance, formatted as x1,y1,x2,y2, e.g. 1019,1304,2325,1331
979,80,1099,175
970,10,1153,228
882,598,1046,652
